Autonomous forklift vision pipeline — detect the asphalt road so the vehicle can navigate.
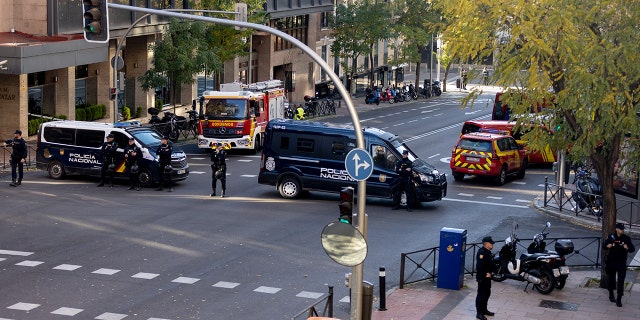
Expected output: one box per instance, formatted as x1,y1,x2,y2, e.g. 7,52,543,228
0,91,601,320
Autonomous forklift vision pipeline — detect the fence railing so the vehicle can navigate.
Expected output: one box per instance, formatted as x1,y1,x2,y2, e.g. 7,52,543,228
0,145,39,176
542,177,640,231
400,236,639,289
291,286,334,320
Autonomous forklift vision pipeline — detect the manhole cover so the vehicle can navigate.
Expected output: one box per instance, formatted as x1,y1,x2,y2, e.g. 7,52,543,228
539,300,579,311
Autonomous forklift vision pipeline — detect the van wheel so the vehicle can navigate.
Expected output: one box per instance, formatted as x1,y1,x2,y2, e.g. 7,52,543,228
138,168,153,187
253,135,261,154
495,165,507,186
278,176,301,199
517,158,527,179
452,171,464,181
48,161,65,179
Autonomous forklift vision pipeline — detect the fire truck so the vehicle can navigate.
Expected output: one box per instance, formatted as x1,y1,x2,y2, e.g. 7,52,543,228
197,80,286,152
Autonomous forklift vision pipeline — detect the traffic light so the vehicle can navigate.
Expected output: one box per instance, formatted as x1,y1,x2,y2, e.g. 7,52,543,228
338,187,354,224
83,0,109,43
109,87,116,101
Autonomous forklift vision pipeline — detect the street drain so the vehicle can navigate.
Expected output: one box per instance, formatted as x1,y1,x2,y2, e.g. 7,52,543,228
539,300,579,311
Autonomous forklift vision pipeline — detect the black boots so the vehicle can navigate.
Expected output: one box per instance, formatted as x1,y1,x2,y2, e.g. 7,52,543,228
9,180,16,187
609,291,615,302
616,295,623,307
97,182,105,187
221,190,225,198
210,189,216,197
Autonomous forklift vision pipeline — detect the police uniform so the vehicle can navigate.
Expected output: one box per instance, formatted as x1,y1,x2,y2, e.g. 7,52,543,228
475,236,496,320
210,143,227,197
604,223,635,306
155,138,173,192
7,130,27,187
393,150,413,211
124,138,142,191
98,134,118,187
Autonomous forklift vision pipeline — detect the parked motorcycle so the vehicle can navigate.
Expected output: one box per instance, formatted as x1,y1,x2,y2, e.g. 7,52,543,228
408,84,419,100
284,103,294,119
379,88,395,104
148,108,182,142
365,87,380,105
571,165,603,217
303,95,318,117
491,221,558,294
526,222,574,290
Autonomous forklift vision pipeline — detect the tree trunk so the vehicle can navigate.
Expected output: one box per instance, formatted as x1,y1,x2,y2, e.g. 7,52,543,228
443,63,452,93
415,62,421,90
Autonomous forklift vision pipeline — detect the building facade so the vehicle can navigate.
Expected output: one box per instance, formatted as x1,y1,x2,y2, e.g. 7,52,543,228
0,0,390,139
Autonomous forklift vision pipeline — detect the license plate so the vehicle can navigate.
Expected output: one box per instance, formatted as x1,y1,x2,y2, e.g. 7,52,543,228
560,266,570,275
553,268,561,277
177,169,185,175
466,157,480,163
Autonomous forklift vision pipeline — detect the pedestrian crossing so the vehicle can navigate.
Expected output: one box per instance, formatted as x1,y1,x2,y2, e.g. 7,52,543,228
0,250,328,319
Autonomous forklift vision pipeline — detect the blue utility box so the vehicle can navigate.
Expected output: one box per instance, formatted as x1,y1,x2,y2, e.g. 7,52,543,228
437,227,467,290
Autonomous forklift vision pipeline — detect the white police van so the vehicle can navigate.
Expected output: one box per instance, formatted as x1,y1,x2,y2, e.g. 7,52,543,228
36,121,189,186
258,119,447,205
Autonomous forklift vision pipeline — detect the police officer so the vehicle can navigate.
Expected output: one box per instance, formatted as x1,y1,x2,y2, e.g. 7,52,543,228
294,104,305,120
604,223,635,307
393,149,413,211
210,143,227,197
97,133,118,187
124,137,142,191
155,136,173,192
5,129,28,187
476,236,496,320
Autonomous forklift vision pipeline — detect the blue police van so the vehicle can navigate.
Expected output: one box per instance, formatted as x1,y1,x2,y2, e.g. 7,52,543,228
258,119,447,206
36,121,189,187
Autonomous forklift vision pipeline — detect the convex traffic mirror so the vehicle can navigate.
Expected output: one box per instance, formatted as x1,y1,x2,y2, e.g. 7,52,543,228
321,222,367,267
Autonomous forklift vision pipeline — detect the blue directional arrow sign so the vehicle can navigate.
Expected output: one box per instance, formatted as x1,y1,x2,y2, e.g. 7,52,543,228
345,148,374,181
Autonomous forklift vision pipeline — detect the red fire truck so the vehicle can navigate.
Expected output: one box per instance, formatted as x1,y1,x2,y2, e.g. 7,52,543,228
197,80,286,152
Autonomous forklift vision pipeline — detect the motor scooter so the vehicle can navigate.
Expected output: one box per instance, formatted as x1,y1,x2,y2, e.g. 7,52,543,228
491,220,558,294
526,222,574,289
571,165,603,217
365,88,380,105
379,88,395,104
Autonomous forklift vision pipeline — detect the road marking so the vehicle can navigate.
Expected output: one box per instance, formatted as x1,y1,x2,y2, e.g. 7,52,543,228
486,196,503,200
254,286,281,294
296,291,324,299
51,307,83,316
15,260,44,267
53,264,82,271
339,295,350,303
189,171,207,174
241,174,257,178
190,157,206,160
132,272,160,280
92,268,121,275
213,281,240,289
0,249,34,256
7,302,39,311
0,258,5,262
512,181,526,185
458,193,474,197
516,199,531,203
444,197,528,208
95,312,127,320
427,153,440,159
237,159,252,162
148,318,172,320
171,276,199,284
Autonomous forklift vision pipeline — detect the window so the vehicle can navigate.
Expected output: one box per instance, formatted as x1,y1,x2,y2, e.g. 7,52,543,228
76,129,104,148
269,15,308,51
330,139,354,156
278,136,290,151
296,138,315,153
43,127,74,145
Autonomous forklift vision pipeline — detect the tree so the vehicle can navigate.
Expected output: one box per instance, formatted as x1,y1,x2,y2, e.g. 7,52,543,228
436,0,640,287
331,1,393,88
393,0,442,90
138,19,218,109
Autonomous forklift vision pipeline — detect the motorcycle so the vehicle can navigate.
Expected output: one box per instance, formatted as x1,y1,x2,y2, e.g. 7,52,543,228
148,108,182,142
429,80,442,96
284,103,294,119
303,95,318,117
571,165,603,217
379,88,395,104
526,222,574,290
491,221,558,294
408,84,419,100
365,88,380,105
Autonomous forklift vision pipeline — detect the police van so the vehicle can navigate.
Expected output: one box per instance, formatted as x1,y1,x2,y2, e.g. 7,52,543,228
258,119,447,205
36,121,189,186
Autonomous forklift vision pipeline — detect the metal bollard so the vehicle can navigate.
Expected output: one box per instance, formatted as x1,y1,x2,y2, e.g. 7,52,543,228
378,266,386,311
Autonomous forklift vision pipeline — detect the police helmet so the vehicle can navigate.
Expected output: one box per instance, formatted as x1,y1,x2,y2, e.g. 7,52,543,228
130,164,139,173
215,169,225,180
107,163,116,172
164,164,173,173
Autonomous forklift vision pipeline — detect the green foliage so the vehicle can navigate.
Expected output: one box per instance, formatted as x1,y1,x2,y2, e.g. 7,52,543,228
136,106,143,118
437,0,640,240
76,108,86,121
155,99,163,109
331,1,394,84
122,106,131,121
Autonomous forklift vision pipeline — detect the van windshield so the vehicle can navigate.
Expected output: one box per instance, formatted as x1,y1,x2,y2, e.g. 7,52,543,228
130,129,164,147
203,99,248,120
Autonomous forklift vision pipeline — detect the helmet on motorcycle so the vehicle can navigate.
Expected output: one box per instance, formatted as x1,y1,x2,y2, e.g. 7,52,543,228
304,95,311,102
